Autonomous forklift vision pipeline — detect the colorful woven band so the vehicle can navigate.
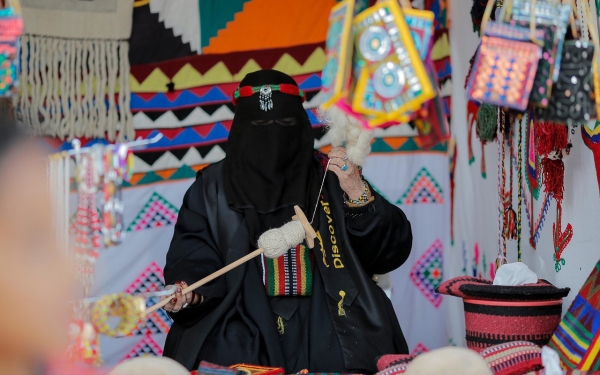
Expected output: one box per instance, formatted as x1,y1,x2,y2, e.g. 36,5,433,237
262,243,314,297
232,83,305,105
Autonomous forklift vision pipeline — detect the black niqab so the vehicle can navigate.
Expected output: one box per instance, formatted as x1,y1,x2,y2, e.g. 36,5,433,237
223,70,318,242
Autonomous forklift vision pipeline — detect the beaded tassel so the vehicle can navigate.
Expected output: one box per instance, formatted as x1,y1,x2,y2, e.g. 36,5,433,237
74,154,101,297
496,108,508,269
517,113,524,261
503,133,517,240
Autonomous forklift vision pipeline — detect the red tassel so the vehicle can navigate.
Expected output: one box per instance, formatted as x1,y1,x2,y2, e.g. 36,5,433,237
535,122,568,156
467,101,480,165
541,157,565,203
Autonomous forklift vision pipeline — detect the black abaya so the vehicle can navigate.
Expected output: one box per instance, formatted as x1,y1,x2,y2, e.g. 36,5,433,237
163,158,412,373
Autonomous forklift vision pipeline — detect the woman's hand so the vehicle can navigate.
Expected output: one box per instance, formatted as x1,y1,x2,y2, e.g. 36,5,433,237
328,146,364,200
161,281,197,313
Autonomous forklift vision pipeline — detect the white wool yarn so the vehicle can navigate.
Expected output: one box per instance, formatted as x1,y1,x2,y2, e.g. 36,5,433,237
405,347,492,375
317,105,373,166
257,220,306,258
108,357,189,375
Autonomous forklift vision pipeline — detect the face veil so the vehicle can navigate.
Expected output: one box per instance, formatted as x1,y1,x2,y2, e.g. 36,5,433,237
223,70,318,240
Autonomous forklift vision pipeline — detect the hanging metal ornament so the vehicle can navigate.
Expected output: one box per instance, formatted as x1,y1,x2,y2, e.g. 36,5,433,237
259,85,273,111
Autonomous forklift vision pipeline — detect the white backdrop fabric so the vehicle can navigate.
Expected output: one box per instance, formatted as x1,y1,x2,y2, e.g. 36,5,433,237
447,0,600,347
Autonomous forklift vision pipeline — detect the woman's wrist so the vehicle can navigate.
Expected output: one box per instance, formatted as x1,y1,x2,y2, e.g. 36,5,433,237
190,293,203,306
344,180,372,206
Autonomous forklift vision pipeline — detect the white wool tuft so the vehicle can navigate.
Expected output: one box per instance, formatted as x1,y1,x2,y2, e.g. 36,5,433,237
317,105,349,147
347,125,373,166
317,105,373,166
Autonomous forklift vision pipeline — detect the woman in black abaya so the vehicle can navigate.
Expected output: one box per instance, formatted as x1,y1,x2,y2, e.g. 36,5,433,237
162,70,413,373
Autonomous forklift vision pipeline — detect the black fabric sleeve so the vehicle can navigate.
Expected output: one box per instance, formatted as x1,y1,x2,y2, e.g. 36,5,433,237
163,175,227,327
344,180,413,276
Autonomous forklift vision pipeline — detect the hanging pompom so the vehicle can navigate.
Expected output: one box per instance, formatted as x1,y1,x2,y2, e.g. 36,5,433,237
542,156,565,203
476,103,498,142
535,122,568,156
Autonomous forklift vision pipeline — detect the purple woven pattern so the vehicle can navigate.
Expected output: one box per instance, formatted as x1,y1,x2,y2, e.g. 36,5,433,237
480,341,542,375
436,276,570,301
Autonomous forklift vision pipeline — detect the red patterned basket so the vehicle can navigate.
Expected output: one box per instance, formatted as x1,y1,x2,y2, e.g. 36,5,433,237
463,298,563,352
436,276,570,352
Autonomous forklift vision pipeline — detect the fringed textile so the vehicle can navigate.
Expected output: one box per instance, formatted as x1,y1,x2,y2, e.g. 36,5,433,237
20,0,134,141
20,37,132,141
541,157,565,204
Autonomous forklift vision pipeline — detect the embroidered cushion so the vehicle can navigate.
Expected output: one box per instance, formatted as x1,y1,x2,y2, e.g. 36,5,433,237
524,371,600,374
376,354,416,373
548,259,600,371
375,355,416,375
480,341,543,375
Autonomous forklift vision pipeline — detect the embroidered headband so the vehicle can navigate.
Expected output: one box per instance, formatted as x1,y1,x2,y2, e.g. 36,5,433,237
232,84,305,111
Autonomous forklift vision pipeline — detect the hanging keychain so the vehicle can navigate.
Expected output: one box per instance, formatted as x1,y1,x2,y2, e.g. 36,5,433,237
102,144,132,246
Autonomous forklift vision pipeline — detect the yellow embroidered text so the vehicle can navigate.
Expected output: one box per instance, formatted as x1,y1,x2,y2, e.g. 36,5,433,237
337,290,346,316
320,200,344,269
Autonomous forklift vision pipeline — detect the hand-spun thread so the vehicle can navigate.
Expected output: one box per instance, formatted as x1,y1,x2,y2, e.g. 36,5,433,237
258,220,305,258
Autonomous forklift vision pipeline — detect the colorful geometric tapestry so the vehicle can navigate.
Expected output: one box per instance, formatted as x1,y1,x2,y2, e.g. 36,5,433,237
549,259,600,371
124,261,172,336
82,0,453,365
410,239,444,308
398,167,444,205
126,192,179,232
119,335,164,362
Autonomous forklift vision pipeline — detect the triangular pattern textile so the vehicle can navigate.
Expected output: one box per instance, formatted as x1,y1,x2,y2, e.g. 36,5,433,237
398,167,444,204
129,2,195,65
126,192,179,232
124,261,172,336
411,342,430,355
130,43,325,91
549,259,600,370
410,239,444,308
119,335,163,362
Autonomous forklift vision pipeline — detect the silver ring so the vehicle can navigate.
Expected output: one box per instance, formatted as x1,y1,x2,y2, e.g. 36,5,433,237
343,154,348,161
171,309,179,313
182,303,189,309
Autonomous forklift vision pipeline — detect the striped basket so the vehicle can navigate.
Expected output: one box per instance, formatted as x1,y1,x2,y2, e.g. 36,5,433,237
464,298,563,352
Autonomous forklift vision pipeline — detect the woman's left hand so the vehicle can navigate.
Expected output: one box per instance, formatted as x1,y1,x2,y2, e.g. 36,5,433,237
328,146,364,200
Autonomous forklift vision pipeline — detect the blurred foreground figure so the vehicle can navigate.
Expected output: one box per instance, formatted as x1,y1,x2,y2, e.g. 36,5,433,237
0,126,75,374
